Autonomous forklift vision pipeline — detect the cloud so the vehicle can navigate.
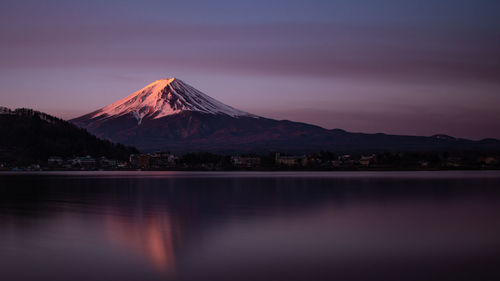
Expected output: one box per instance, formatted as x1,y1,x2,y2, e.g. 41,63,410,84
1,23,499,85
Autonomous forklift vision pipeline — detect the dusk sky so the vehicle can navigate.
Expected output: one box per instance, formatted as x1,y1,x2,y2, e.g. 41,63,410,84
1,0,499,139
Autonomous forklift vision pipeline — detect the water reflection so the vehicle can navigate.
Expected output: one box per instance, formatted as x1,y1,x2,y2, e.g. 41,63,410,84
1,171,500,281
105,213,177,274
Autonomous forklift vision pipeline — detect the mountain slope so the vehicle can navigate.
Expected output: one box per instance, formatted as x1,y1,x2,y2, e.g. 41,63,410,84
79,78,255,126
0,107,138,164
71,78,500,153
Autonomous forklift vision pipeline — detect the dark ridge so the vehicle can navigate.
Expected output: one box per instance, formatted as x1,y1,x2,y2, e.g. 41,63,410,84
0,107,139,165
71,110,500,154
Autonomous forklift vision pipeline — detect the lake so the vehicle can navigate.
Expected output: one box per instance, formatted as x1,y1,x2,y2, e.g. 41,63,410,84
1,171,500,281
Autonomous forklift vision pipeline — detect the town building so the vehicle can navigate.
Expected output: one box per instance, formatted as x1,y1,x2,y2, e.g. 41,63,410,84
275,153,306,166
150,151,176,168
48,156,64,167
129,154,152,169
231,156,261,168
98,157,117,168
73,155,96,169
359,154,376,166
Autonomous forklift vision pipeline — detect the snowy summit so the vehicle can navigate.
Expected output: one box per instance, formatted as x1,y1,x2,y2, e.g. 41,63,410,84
91,78,255,125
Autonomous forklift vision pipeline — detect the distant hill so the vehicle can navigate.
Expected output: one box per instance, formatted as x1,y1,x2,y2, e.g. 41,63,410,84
71,78,500,153
0,107,138,165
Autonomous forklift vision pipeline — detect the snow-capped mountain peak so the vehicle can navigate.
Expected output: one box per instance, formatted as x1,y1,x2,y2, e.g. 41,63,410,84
91,77,255,124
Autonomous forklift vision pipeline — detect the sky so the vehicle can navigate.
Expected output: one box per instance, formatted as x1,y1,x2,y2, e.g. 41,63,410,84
1,0,499,139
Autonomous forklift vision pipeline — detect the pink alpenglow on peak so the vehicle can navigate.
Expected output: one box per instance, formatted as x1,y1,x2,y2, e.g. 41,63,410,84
91,77,256,125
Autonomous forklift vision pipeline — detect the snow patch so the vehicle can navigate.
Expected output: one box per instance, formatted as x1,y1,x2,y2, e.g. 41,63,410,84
132,111,144,125
91,78,256,124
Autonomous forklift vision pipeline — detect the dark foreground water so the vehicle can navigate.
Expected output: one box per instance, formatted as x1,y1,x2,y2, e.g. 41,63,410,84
1,171,500,281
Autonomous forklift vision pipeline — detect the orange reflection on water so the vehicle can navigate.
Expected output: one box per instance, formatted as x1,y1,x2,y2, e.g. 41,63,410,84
105,211,178,274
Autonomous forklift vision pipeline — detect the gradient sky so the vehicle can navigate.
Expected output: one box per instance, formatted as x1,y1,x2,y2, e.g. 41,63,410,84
1,0,499,139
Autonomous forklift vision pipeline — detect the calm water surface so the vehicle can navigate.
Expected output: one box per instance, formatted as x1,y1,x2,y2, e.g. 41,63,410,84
1,171,500,281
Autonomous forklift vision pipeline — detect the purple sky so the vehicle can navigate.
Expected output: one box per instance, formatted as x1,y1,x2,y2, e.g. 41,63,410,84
1,0,499,139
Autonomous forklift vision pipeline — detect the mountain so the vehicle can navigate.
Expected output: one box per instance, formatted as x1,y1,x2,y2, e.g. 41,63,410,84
71,78,500,153
0,107,138,164
83,78,255,125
